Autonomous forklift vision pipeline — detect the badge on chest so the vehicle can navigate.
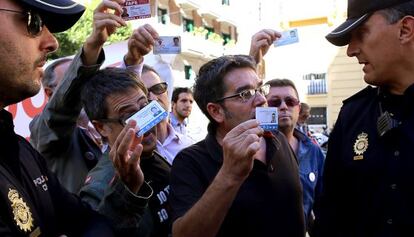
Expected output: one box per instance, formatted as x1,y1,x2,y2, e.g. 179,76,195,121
353,132,369,160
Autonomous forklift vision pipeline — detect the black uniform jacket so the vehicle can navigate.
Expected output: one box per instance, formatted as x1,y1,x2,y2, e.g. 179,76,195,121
0,110,113,237
314,85,414,237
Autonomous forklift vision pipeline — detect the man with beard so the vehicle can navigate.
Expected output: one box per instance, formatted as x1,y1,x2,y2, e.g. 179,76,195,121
0,0,120,236
79,68,172,237
170,87,194,137
265,79,325,234
169,55,305,237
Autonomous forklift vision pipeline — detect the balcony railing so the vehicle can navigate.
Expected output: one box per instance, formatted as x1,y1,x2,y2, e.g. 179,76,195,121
307,79,327,95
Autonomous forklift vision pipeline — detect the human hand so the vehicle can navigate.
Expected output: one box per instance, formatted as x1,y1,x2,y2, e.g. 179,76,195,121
124,24,159,66
109,120,144,194
83,0,127,65
221,119,264,182
249,29,280,63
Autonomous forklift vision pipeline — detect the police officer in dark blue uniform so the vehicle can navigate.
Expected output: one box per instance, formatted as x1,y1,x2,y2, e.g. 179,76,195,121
0,0,120,236
314,0,414,237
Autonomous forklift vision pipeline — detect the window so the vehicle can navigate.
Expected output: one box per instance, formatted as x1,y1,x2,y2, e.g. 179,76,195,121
157,8,168,24
222,0,230,6
183,18,194,32
205,26,214,39
303,73,327,94
184,65,193,80
222,33,231,45
308,107,327,125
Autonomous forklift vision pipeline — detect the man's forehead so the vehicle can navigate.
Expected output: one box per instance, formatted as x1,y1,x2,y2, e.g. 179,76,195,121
269,86,297,97
142,71,161,86
223,67,261,90
0,0,22,9
179,92,193,98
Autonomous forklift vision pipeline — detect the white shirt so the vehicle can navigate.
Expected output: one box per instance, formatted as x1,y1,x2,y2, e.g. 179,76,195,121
156,123,194,165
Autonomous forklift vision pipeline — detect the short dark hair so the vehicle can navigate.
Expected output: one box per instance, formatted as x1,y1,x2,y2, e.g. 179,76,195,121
300,102,310,114
379,0,414,24
81,67,147,121
42,58,73,88
265,78,299,99
172,87,192,103
193,55,256,126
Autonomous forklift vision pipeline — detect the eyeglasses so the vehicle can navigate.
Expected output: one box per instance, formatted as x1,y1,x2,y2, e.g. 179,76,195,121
0,8,43,37
215,84,270,103
268,96,300,107
148,82,168,95
95,101,149,126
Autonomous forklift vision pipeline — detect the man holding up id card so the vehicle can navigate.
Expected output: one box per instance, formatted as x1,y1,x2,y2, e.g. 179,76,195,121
79,68,173,237
169,55,304,237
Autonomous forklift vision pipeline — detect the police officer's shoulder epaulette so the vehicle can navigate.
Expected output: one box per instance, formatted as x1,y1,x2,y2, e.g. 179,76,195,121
342,86,376,104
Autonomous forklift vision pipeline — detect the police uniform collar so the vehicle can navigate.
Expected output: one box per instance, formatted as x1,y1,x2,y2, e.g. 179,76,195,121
0,110,15,131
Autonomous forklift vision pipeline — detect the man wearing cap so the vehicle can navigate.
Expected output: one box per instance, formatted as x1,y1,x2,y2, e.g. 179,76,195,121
0,0,128,236
314,0,414,236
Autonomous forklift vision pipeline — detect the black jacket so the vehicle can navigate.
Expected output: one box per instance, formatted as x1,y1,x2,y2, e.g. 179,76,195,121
0,110,113,237
314,85,414,237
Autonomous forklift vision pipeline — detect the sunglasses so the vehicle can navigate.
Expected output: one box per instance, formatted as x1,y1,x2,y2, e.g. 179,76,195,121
268,96,300,107
216,84,270,103
0,8,43,37
148,82,168,95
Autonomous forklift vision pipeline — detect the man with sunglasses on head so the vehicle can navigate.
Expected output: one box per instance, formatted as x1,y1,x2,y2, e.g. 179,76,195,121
121,24,193,165
0,0,123,236
169,55,305,237
79,67,172,237
312,0,414,236
265,79,325,235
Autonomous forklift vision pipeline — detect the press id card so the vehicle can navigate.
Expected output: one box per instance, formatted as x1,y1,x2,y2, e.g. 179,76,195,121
256,107,278,131
274,28,299,47
121,0,151,21
126,100,168,136
153,36,182,54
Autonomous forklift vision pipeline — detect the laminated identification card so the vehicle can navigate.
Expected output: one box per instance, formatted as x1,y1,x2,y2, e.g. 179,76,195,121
126,100,168,136
153,36,182,54
256,107,278,131
274,28,299,47
121,0,151,21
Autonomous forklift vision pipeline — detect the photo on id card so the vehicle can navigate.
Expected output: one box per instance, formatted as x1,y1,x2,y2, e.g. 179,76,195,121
125,100,168,136
121,0,151,21
256,107,278,131
274,28,299,47
153,36,181,54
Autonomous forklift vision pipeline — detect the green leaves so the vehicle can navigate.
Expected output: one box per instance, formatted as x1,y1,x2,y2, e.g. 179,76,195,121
49,0,132,60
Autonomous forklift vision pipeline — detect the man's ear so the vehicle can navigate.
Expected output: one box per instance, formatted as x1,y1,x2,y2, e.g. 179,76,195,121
206,102,225,124
399,16,414,44
92,121,109,138
44,87,53,99
171,102,176,112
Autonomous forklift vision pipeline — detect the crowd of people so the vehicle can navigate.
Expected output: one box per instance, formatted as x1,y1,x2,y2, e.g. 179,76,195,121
0,0,413,236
